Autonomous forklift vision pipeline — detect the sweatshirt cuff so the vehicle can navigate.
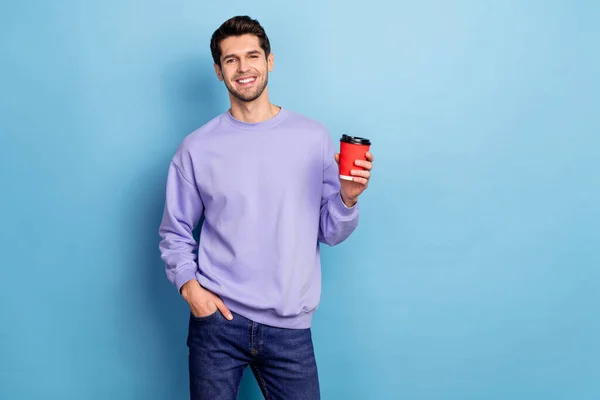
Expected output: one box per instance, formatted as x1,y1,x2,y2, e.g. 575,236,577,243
174,267,198,294
331,192,359,220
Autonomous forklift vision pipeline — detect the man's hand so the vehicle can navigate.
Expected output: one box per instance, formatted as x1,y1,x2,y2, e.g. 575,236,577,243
334,151,375,207
180,280,233,320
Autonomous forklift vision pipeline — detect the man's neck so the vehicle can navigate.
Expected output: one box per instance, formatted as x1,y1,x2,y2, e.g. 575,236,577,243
229,93,280,124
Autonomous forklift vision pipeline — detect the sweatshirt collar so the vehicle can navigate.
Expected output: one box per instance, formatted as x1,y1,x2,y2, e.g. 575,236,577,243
223,107,289,131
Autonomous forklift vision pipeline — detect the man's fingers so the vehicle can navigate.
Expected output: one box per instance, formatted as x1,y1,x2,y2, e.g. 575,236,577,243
353,160,373,170
350,170,371,179
215,299,233,320
334,153,340,164
351,177,369,185
190,303,217,318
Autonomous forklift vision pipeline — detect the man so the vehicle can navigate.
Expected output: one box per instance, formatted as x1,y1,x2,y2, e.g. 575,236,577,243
158,15,374,400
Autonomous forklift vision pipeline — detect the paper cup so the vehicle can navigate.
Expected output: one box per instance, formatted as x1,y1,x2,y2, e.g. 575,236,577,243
339,134,371,181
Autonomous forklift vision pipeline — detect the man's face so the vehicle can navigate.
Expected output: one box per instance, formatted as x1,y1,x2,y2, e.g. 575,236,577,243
215,34,273,103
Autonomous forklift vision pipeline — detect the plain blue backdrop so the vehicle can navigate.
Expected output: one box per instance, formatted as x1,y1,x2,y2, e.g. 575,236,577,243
1,1,599,399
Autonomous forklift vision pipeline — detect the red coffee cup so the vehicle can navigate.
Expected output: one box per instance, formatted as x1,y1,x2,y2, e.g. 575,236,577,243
339,134,371,181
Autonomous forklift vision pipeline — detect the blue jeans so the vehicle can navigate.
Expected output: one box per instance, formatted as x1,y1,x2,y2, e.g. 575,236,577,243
186,310,321,400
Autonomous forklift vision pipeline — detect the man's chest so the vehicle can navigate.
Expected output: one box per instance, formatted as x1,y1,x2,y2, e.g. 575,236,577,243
194,134,324,211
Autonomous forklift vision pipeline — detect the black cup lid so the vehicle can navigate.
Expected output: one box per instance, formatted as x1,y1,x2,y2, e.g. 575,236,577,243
340,134,371,145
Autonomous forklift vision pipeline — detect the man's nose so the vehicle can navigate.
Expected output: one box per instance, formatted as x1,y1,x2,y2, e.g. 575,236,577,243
237,59,250,73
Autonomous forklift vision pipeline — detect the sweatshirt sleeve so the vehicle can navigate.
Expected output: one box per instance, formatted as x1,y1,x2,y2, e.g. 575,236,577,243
158,159,204,293
318,131,359,246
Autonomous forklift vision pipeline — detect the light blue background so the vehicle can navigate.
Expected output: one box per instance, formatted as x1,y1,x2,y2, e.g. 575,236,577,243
1,1,599,399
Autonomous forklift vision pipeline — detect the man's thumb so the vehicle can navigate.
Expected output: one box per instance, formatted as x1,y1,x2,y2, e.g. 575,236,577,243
217,300,233,320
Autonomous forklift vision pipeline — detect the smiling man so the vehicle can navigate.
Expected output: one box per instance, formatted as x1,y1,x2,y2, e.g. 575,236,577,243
158,15,374,400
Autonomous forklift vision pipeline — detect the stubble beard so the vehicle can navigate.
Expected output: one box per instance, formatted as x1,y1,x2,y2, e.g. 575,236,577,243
225,73,269,103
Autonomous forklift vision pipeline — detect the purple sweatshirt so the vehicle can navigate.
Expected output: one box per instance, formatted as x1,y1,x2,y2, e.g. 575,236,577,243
158,108,359,329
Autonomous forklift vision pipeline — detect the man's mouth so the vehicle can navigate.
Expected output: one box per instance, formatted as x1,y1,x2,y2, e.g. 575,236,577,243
236,76,257,86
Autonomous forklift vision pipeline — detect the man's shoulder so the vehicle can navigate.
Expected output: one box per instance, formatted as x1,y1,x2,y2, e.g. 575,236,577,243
169,113,226,170
179,113,225,150
282,108,331,145
283,108,328,132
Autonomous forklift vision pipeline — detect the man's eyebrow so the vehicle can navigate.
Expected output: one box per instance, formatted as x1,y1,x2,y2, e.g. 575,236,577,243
222,50,262,60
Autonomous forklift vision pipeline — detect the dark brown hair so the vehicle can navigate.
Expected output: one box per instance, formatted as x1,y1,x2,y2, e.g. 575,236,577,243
210,16,271,67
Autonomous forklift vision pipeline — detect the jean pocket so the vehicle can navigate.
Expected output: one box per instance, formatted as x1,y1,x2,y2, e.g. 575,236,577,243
191,310,219,322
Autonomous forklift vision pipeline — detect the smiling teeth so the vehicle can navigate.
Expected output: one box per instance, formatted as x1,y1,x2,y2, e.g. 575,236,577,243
238,78,255,83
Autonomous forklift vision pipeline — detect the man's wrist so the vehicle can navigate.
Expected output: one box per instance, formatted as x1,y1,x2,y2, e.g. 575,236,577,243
180,279,200,300
340,191,357,208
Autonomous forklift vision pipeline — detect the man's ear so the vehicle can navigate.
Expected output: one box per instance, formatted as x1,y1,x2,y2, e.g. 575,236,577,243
214,63,223,81
268,53,274,72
